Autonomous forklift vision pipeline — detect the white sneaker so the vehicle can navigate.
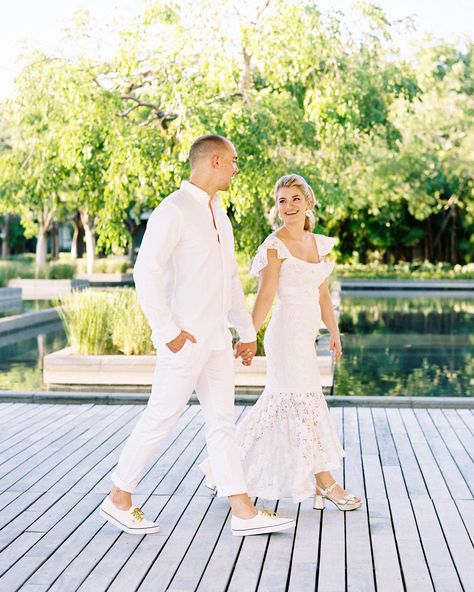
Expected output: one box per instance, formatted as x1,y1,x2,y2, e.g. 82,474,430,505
99,496,160,535
231,509,295,536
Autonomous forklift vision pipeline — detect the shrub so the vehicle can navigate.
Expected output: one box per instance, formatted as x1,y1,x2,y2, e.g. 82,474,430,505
56,288,153,355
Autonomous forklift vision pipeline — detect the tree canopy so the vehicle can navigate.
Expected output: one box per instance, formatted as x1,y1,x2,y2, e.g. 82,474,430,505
0,0,472,265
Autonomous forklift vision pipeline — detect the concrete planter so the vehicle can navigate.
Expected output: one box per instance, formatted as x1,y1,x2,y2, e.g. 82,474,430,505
43,347,334,389
8,279,89,300
75,273,134,287
0,307,59,334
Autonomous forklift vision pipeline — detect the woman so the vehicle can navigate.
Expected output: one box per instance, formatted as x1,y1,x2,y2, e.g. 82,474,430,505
203,174,361,511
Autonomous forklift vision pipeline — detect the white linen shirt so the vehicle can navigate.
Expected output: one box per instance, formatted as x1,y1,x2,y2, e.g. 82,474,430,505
133,180,256,350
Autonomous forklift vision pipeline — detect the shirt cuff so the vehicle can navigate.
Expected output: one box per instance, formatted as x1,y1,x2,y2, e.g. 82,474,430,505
237,327,257,343
151,323,181,347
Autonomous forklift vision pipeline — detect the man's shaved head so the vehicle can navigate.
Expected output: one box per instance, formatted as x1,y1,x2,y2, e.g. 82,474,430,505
189,134,232,169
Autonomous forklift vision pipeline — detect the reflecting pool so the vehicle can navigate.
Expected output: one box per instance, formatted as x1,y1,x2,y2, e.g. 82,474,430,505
334,294,474,397
0,322,67,391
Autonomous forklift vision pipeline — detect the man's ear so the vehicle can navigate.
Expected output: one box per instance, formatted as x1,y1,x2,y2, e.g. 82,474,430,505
211,153,220,168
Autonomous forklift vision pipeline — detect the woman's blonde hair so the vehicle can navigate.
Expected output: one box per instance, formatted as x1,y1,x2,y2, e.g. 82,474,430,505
274,174,316,231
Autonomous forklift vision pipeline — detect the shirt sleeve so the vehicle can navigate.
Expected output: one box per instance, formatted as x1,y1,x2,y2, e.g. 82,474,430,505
133,203,182,346
226,225,257,343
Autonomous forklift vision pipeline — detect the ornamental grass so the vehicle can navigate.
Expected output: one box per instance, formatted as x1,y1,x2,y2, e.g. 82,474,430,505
56,288,153,355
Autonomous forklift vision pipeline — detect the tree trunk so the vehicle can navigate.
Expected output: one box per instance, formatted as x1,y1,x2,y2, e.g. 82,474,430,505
70,215,80,260
0,214,10,258
51,222,59,261
36,222,48,268
125,218,140,264
80,211,96,275
450,204,457,264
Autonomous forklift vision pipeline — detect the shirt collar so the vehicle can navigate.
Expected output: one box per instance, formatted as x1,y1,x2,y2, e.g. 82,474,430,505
181,180,220,207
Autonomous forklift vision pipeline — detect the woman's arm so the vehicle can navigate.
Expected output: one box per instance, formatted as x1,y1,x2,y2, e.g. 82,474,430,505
252,249,282,333
319,279,342,362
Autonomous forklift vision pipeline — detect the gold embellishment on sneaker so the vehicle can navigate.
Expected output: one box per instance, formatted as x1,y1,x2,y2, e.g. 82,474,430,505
260,509,277,519
131,508,144,522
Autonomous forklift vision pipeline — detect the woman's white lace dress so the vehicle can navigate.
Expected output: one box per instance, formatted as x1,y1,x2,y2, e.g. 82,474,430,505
237,233,345,502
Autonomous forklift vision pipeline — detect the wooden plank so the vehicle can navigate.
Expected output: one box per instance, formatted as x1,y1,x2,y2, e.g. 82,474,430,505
427,409,474,495
139,408,204,495
195,507,243,592
0,491,21,512
0,403,22,421
226,501,277,592
433,497,474,590
85,405,198,496
0,531,43,577
389,497,433,591
287,499,320,592
372,408,399,467
0,492,84,554
90,405,199,493
411,498,463,591
136,495,214,591
0,492,103,590
0,405,96,474
0,405,90,458
385,409,429,499
399,409,451,500
358,409,386,500
372,409,433,591
15,406,139,494
342,407,365,501
317,406,347,591
457,409,474,434
414,409,471,499
49,493,167,591
0,405,122,492
317,503,346,592
256,499,298,592
44,407,143,495
441,409,474,460
342,408,375,592
454,499,474,544
105,495,191,592
367,499,404,592
167,496,231,591
27,494,150,588
0,405,59,445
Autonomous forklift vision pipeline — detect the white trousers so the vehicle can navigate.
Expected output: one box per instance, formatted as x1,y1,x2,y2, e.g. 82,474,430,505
111,337,247,497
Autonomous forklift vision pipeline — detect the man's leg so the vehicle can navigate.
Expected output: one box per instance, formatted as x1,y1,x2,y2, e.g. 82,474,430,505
195,346,257,519
106,343,203,515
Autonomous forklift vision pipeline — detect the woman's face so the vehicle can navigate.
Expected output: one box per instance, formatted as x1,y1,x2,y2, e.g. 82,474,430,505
276,186,311,227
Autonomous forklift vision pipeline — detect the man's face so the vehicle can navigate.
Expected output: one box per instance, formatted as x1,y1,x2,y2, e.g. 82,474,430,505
216,142,239,190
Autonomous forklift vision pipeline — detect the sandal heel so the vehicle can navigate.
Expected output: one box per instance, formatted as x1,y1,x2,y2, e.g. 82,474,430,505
313,495,325,510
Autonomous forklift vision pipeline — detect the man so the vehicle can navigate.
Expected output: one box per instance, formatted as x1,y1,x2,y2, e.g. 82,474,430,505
100,134,295,536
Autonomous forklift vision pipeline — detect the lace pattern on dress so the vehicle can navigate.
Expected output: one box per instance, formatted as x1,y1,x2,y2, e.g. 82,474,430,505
237,389,345,502
250,235,290,276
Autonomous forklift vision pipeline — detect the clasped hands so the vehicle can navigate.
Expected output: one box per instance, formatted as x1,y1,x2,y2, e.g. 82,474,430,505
165,331,257,366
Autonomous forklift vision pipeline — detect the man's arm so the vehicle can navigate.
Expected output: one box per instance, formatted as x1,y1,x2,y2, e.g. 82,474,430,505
133,203,182,346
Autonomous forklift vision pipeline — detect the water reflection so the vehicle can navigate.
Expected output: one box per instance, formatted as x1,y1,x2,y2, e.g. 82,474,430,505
0,322,67,391
334,296,474,397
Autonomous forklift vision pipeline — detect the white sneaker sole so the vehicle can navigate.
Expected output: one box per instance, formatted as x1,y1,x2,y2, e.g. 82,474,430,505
99,508,160,535
231,519,295,537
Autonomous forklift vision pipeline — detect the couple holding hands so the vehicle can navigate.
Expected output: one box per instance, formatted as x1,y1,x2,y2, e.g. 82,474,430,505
100,134,361,537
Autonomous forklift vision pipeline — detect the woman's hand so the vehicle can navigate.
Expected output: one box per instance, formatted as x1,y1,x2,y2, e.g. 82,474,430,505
329,332,342,363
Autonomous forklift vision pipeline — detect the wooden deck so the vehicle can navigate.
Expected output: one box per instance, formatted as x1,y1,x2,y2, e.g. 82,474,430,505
0,402,472,592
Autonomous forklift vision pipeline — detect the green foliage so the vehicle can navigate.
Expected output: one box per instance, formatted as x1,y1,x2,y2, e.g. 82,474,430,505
336,261,474,279
0,257,76,286
56,288,153,355
0,0,472,265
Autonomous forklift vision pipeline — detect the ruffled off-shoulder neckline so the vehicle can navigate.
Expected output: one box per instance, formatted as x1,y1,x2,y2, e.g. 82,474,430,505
250,232,337,276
